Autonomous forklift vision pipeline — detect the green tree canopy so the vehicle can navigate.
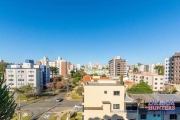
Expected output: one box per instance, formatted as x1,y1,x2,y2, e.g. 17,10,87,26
73,72,81,78
120,74,123,85
154,65,164,75
0,62,8,73
93,73,98,76
133,67,139,72
126,81,153,94
0,75,17,119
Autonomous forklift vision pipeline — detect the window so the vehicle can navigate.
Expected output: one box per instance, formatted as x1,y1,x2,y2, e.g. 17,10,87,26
29,79,34,81
114,91,120,95
157,114,160,117
8,75,14,77
155,82,157,85
28,75,34,77
160,87,163,89
170,114,177,119
153,114,156,117
140,114,146,119
21,71,24,73
160,83,163,85
9,83,14,85
155,78,158,80
113,104,119,109
160,78,163,80
154,87,157,89
9,79,13,81
18,79,24,81
104,91,107,94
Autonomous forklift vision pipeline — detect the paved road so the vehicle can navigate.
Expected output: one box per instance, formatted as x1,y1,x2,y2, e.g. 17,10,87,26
20,90,82,120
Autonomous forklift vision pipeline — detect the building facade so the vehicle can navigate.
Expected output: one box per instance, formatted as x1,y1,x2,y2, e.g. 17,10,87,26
109,56,127,77
83,81,137,120
6,60,50,89
6,63,43,89
128,72,164,92
165,52,180,84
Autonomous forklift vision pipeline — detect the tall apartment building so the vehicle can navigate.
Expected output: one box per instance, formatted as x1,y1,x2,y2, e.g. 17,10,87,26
38,56,70,77
6,63,43,90
109,56,127,77
165,52,180,84
6,60,50,90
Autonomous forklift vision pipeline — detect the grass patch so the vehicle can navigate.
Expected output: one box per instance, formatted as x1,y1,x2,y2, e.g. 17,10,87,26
50,116,58,120
11,112,31,120
71,94,82,100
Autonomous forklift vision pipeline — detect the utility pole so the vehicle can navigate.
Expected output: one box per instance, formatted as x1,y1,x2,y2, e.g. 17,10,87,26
65,78,69,94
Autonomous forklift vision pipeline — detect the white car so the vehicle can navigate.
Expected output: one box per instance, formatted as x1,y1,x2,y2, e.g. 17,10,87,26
75,104,83,108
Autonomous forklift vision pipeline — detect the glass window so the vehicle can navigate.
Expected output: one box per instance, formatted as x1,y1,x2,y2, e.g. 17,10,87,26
113,104,120,109
140,114,146,119
114,91,120,95
104,91,107,94
170,114,177,119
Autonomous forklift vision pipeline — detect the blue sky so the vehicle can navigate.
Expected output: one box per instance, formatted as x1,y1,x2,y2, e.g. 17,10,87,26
0,0,180,65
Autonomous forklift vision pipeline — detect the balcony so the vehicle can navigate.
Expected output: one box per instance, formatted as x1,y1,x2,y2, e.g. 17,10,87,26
110,110,137,113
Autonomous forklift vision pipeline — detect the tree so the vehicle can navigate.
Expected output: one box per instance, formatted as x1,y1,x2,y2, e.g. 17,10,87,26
101,74,106,77
76,87,84,95
154,65,164,75
0,75,17,119
133,67,139,72
70,70,75,78
50,67,59,78
126,81,153,94
0,62,8,73
120,74,123,85
93,73,98,76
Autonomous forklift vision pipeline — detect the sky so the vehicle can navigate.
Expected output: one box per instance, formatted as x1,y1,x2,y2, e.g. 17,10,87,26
0,0,180,65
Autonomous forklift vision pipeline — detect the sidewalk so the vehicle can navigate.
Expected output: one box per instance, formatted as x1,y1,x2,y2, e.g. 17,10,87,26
54,109,70,120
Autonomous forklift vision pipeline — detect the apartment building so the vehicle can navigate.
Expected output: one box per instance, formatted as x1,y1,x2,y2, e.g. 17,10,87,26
34,65,50,86
83,81,137,120
38,56,70,77
128,72,164,92
165,52,180,84
6,63,43,90
6,60,50,89
109,56,127,77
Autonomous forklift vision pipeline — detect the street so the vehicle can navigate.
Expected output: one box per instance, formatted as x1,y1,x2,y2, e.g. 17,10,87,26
20,90,81,120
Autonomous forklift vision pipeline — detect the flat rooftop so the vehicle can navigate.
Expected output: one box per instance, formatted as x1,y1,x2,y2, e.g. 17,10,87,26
84,82,123,86
129,94,180,102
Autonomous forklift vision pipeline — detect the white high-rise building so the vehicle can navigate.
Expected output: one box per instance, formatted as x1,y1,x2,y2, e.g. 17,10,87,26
40,56,49,66
164,58,170,83
76,64,81,71
6,63,43,90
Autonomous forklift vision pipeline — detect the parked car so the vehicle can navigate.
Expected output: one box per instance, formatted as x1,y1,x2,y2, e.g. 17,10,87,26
75,104,83,108
56,98,62,102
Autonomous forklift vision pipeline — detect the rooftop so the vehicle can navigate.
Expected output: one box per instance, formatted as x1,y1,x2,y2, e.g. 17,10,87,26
129,94,180,103
84,82,123,86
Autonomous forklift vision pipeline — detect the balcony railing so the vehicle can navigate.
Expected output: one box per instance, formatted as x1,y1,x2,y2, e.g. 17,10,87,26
110,110,137,113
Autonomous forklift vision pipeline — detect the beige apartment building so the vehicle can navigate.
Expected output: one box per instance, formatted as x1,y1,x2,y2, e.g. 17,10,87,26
83,81,137,120
128,72,164,92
